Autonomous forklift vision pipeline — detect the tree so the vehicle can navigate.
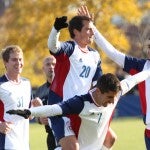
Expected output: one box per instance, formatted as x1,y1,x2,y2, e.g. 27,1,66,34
0,0,149,86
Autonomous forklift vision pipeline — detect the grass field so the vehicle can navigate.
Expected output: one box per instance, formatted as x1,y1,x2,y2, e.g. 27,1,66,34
111,117,145,150
30,117,145,150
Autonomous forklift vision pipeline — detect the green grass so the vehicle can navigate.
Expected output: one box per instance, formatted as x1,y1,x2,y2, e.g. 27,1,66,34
30,117,146,150
111,117,145,150
30,123,47,150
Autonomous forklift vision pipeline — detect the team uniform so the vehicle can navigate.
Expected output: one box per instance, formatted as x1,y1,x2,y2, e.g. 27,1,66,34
92,24,150,149
29,70,150,150
34,81,56,150
47,27,102,141
0,75,31,150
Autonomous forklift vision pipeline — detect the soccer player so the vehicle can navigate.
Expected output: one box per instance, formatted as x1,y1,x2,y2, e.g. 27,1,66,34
34,56,56,150
47,15,104,150
78,6,150,149
93,27,150,150
7,70,150,150
0,45,32,150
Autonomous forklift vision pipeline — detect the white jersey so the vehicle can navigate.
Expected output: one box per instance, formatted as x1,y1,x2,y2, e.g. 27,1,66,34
0,75,31,150
62,41,101,100
47,28,102,140
48,28,102,101
91,24,150,126
30,70,150,150
78,95,116,150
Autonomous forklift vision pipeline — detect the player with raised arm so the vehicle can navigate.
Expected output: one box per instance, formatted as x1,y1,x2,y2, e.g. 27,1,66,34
78,5,150,149
7,70,150,150
47,14,104,150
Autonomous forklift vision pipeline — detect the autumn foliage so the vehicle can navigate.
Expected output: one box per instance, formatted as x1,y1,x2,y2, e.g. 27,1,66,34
0,0,149,86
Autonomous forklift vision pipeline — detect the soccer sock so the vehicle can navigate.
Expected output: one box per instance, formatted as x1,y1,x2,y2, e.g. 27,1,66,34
101,145,112,150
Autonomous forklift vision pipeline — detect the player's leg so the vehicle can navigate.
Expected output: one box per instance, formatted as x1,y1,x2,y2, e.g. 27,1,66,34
48,91,79,150
51,116,79,150
47,131,56,150
145,128,150,150
59,135,79,150
103,127,117,149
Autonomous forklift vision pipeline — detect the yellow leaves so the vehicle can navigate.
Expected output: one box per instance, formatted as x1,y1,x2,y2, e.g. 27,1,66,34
95,25,130,74
0,0,149,86
111,0,142,23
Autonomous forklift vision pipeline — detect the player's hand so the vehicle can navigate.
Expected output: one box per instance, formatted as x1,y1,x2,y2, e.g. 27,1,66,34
32,97,43,107
0,122,13,134
54,16,68,31
38,117,48,125
6,109,31,119
78,5,94,22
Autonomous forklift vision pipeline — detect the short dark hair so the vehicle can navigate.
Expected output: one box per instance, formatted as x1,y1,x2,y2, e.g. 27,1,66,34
68,15,91,39
96,73,121,93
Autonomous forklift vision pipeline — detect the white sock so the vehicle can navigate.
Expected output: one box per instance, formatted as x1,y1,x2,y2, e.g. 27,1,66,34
54,147,62,150
101,145,111,150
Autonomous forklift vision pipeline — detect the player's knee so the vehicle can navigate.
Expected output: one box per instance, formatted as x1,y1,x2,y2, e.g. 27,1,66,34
60,142,79,150
110,133,117,145
104,128,117,148
66,141,79,150
104,135,117,147
110,130,117,146
59,135,79,150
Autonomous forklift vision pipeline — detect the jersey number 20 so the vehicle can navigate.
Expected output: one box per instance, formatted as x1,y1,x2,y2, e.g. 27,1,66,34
80,65,91,78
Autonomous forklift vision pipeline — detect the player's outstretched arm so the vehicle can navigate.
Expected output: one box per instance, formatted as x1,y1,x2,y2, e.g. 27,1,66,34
121,70,150,95
78,5,125,68
48,16,68,53
6,109,31,119
91,23,125,68
7,104,63,119
54,16,68,31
